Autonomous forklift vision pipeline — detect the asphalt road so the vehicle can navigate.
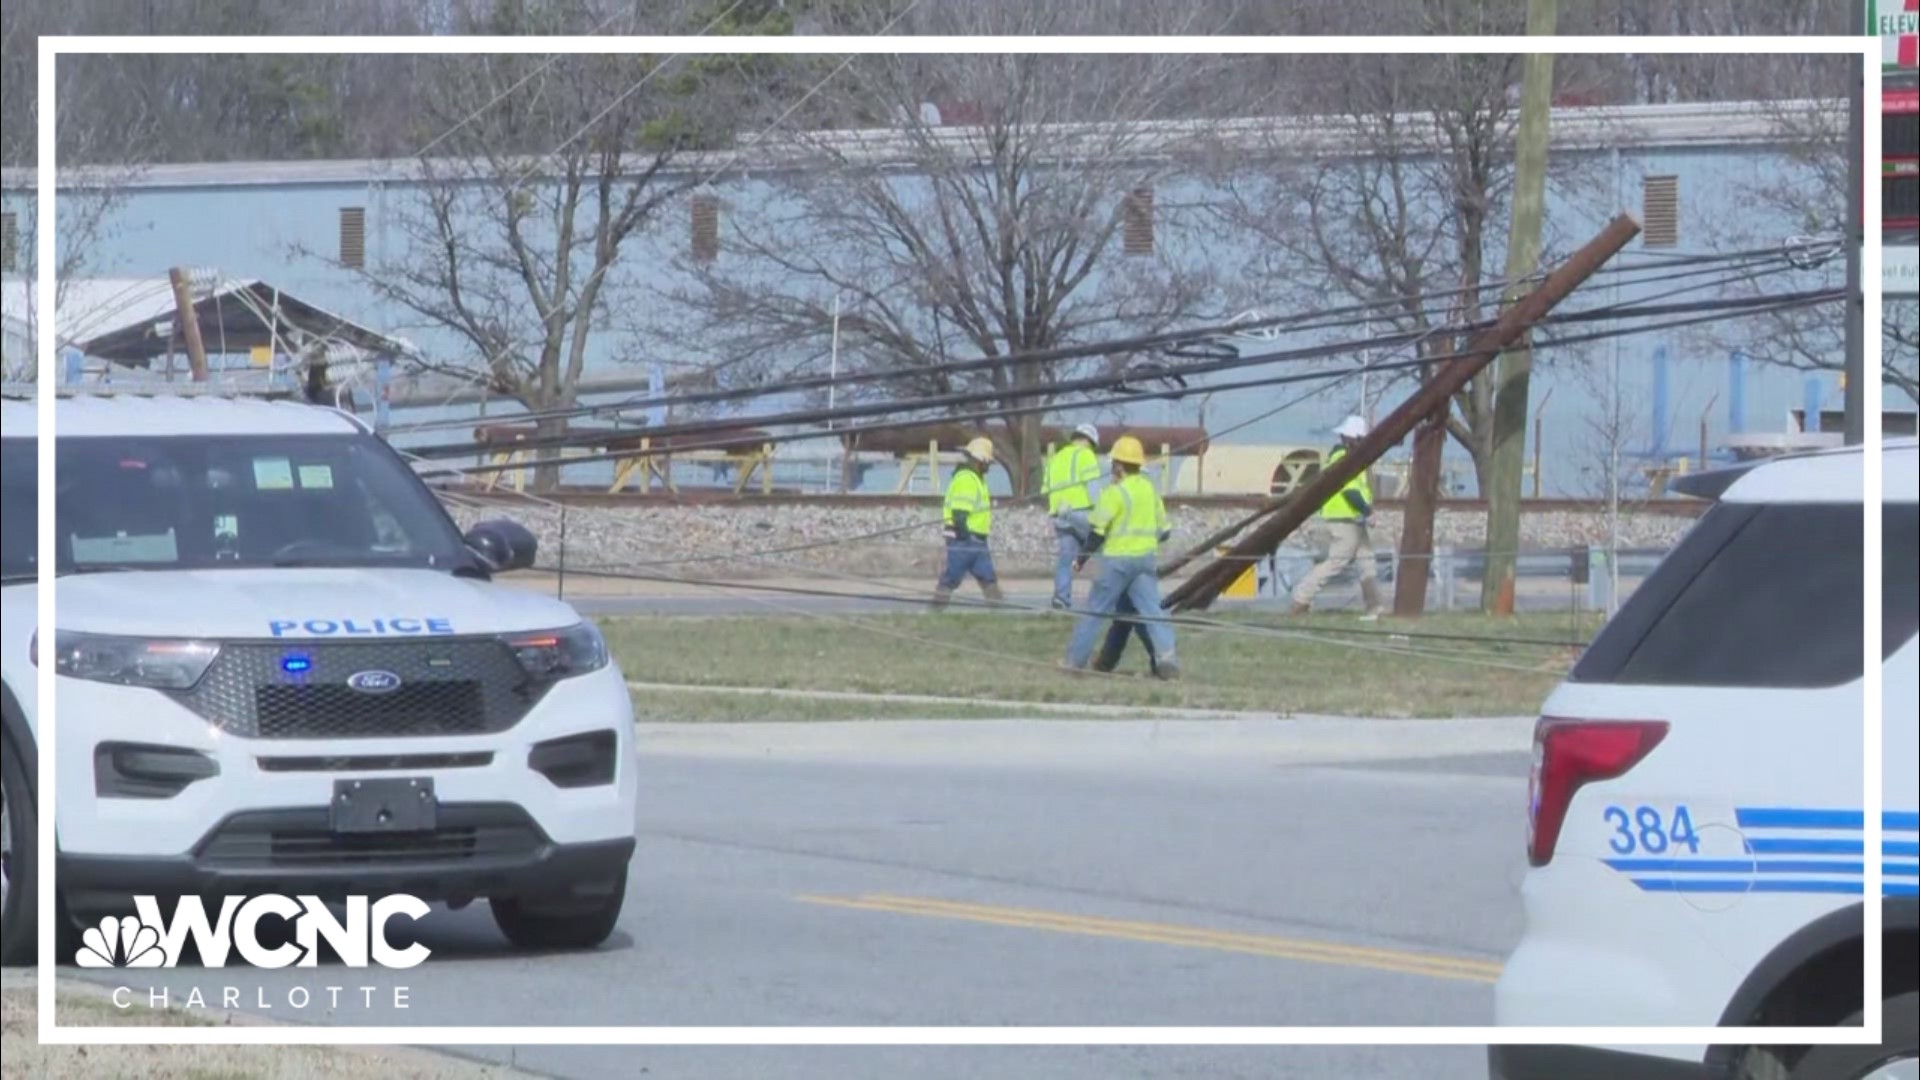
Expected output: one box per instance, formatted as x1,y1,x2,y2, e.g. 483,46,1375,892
64,718,1533,1080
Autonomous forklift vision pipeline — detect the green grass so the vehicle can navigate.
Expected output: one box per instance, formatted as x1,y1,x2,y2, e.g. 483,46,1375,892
628,687,1113,723
603,610,1599,719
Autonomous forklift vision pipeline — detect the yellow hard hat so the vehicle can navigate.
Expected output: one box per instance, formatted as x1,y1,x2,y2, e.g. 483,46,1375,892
1110,435,1147,466
964,437,995,463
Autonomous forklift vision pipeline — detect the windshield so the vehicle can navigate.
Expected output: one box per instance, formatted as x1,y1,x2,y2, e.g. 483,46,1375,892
54,433,472,574
0,438,34,582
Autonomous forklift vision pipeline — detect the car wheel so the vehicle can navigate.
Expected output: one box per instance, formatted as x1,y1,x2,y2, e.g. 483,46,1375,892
1790,992,1920,1080
489,865,627,951
1738,992,1920,1080
0,727,40,966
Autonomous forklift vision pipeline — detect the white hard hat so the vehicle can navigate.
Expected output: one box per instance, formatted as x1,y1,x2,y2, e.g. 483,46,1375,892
1074,423,1101,445
964,436,996,464
1334,415,1369,439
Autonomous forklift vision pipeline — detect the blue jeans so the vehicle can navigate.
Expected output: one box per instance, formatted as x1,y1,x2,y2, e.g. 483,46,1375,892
1065,554,1176,669
1051,511,1090,607
1097,594,1160,672
937,540,998,590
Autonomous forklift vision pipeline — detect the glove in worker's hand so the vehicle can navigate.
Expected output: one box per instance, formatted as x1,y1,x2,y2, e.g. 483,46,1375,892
1073,555,1089,572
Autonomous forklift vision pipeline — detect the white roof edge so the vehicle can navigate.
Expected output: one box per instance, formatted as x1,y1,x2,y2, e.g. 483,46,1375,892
0,99,1838,192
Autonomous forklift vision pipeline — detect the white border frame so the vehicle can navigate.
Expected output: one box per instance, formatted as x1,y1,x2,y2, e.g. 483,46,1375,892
34,32,1886,1050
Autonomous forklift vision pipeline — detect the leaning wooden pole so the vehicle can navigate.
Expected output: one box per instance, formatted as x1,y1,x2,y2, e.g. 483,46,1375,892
1165,211,1642,612
168,266,210,383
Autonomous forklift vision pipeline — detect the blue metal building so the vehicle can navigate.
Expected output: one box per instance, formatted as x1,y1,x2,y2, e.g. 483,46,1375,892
3,101,1899,496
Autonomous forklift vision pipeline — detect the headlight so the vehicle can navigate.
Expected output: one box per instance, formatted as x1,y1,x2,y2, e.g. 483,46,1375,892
501,622,607,680
50,631,221,689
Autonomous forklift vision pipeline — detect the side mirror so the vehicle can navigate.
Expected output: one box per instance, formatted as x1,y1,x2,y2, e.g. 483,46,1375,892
464,518,538,573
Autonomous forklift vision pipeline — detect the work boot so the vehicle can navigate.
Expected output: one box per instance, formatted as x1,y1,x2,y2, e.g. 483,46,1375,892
931,586,954,611
1153,661,1183,682
1289,600,1312,616
982,582,1006,606
1359,580,1385,621
1050,596,1071,612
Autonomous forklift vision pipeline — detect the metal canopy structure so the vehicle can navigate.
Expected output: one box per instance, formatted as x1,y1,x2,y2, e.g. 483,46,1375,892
89,274,401,363
0,276,411,368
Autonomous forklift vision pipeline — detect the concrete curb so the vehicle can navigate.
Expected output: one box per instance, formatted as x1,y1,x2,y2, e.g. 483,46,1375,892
636,715,1538,768
626,679,1260,719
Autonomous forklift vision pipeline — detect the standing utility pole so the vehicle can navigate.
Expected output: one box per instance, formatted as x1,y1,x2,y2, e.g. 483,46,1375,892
1844,0,1868,446
168,266,209,382
1482,0,1559,615
1166,213,1642,612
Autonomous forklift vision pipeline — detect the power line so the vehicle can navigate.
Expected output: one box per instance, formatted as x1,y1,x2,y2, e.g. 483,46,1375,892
438,291,1834,479
355,1,914,415
406,284,1838,466
410,4,636,159
622,287,1840,571
407,287,1835,590
382,245,1818,437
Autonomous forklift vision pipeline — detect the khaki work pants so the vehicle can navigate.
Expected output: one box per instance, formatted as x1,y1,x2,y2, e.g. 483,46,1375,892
1291,520,1376,606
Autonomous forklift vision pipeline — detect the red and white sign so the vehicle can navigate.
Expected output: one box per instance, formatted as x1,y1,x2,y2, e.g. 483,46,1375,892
1878,0,1920,71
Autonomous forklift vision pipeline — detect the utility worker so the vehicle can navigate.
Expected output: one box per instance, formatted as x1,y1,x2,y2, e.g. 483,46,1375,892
1290,415,1385,620
1063,435,1180,679
933,437,1005,609
1045,422,1103,610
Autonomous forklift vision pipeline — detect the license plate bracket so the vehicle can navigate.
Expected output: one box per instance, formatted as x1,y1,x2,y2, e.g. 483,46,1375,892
330,777,437,833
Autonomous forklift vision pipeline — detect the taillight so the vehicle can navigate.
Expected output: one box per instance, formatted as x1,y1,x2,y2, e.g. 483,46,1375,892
1527,717,1669,867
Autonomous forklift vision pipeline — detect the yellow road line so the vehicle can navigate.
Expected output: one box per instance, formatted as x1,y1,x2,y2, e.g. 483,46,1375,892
796,893,1502,984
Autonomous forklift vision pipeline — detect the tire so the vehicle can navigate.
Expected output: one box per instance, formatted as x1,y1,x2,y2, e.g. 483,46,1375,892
1789,992,1920,1079
489,864,627,951
1738,991,1920,1080
0,727,40,966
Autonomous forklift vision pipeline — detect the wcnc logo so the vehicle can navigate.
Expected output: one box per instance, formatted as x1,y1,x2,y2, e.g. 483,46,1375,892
74,894,432,969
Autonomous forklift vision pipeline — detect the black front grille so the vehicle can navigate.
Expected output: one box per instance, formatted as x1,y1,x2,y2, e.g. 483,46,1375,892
256,752,494,773
171,639,548,739
196,805,546,870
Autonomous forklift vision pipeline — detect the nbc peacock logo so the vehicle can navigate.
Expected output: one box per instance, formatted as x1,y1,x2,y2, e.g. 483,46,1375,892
67,895,432,969
75,914,171,969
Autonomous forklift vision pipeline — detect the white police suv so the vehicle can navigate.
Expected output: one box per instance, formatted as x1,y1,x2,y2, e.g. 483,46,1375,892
0,392,637,965
1491,438,1920,1079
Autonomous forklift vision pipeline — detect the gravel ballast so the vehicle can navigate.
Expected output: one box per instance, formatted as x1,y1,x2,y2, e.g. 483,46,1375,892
444,497,1699,579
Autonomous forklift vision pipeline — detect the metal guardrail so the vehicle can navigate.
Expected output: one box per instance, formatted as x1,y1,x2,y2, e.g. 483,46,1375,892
1259,544,1671,612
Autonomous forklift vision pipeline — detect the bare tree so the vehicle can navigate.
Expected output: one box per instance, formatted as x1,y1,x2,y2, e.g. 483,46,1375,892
1889,298,1920,402
1692,58,1915,402
1208,46,1549,496
1,33,150,380
295,14,764,486
1560,341,1652,500
664,7,1228,494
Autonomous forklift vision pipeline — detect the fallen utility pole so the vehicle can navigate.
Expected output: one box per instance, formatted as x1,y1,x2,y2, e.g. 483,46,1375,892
168,266,209,382
1392,397,1450,617
1164,212,1643,613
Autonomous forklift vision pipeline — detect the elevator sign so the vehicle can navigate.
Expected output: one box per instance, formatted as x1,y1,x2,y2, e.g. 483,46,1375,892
1877,0,1920,71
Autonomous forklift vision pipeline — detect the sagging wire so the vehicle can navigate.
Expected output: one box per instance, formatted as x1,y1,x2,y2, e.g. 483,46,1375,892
413,286,1844,476
428,421,1594,674
422,286,1837,595
383,244,1820,439
426,284,1838,653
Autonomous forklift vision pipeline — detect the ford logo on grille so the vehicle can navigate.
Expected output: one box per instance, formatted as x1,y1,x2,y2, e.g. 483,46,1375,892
346,670,403,694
